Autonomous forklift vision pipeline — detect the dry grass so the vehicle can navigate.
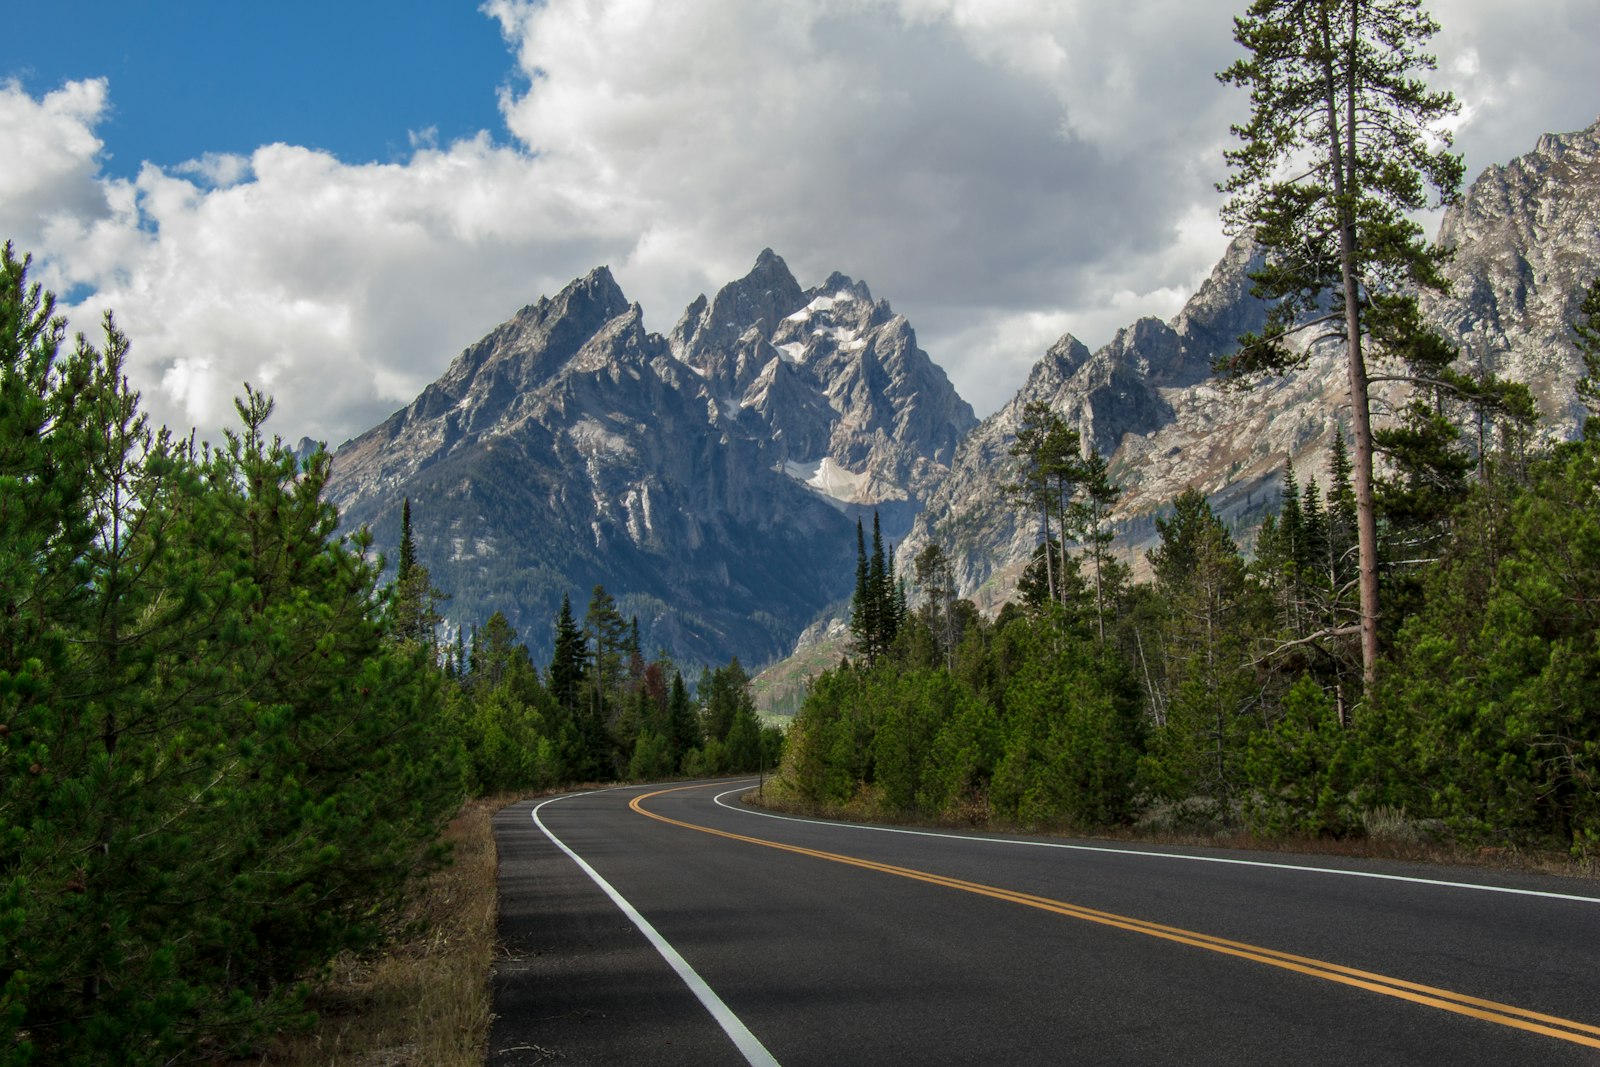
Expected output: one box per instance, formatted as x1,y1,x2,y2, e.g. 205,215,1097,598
751,781,1600,882
248,795,511,1067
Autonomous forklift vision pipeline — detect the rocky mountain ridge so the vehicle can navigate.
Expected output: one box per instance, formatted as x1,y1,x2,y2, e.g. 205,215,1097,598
671,248,976,526
1426,121,1600,432
900,118,1600,611
327,119,1599,672
326,251,974,667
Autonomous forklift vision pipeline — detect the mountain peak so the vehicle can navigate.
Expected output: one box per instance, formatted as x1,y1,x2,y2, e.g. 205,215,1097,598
671,250,807,367
553,264,628,316
731,249,803,307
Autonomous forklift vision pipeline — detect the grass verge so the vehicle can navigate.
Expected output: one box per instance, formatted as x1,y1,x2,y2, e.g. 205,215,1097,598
751,776,1600,881
248,794,509,1066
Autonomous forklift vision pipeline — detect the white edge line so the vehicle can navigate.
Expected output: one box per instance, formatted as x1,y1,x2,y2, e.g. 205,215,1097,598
532,790,781,1067
713,787,1600,905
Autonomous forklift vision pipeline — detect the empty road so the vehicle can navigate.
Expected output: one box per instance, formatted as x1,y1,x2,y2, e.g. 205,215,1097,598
490,779,1600,1065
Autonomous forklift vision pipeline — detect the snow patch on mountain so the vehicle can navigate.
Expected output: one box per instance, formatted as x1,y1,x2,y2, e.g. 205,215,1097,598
782,456,869,504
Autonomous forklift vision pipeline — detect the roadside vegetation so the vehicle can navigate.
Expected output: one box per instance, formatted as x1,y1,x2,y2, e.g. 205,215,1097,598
0,244,464,1066
772,278,1600,861
0,244,780,1065
248,797,502,1067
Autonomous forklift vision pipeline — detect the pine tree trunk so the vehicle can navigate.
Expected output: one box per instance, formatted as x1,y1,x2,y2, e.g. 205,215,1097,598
1320,0,1381,690
1044,507,1057,608
1346,320,1381,688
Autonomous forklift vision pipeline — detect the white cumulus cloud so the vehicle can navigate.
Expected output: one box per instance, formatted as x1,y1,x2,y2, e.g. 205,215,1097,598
0,78,112,278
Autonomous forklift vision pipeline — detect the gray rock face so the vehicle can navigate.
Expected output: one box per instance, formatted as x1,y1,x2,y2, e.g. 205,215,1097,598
327,251,975,667
906,119,1600,608
672,251,977,533
1427,120,1600,432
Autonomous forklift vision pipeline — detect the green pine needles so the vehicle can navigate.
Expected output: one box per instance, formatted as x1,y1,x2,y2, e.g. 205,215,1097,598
1218,0,1466,684
0,245,461,1065
848,512,904,666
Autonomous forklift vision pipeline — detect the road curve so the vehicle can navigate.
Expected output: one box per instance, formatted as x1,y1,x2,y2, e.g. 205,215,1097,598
489,779,1600,1065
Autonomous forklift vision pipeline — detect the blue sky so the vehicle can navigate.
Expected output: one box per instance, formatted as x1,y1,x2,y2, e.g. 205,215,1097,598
3,1,1597,445
2,3,518,177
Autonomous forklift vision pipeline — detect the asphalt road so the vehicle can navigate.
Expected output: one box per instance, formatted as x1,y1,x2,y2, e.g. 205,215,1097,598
489,779,1600,1065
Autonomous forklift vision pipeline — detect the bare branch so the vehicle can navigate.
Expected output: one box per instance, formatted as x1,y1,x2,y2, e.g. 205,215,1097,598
1249,625,1361,666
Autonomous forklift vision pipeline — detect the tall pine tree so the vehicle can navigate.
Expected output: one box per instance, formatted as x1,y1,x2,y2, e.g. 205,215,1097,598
550,592,586,714
1218,0,1464,684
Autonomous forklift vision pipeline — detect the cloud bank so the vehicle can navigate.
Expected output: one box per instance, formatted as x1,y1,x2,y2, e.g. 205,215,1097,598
3,0,1596,444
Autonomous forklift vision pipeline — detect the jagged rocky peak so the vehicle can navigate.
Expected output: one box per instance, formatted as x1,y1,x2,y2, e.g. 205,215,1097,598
671,248,807,373
327,263,658,501
661,249,977,522
567,300,661,374
327,249,988,670
508,265,631,357
1169,236,1265,374
742,354,836,458
431,264,633,399
1427,117,1600,433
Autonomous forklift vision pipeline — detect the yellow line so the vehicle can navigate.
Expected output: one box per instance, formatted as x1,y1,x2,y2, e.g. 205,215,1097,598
629,785,1600,1051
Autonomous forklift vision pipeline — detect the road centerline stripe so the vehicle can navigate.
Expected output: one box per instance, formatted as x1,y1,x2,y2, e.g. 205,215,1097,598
634,784,1600,1051
532,791,781,1067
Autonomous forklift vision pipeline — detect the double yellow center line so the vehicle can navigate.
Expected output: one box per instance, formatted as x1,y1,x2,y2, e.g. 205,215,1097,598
631,786,1600,1050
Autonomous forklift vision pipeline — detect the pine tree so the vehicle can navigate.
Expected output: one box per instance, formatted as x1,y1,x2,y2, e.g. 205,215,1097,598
850,512,901,665
849,518,872,660
1326,431,1358,589
868,512,888,659
914,542,958,670
583,584,629,773
477,611,522,689
702,659,753,743
1279,464,1304,573
1007,400,1081,610
1067,447,1122,642
667,670,700,768
1299,479,1328,586
550,592,586,714
888,539,906,640
626,616,645,687
398,497,417,581
1218,0,1465,685
390,497,444,647
1145,489,1261,804
1573,277,1600,437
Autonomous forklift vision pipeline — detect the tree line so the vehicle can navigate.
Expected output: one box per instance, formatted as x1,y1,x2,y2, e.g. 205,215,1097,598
0,245,777,1066
778,275,1600,852
425,580,783,795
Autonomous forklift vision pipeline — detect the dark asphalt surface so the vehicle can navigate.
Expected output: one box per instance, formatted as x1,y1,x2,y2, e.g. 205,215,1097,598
489,779,1600,1065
